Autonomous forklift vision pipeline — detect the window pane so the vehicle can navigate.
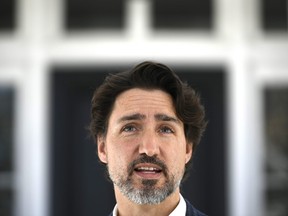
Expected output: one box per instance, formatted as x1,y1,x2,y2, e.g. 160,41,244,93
0,87,14,216
265,88,288,216
0,189,13,216
262,0,288,31
65,0,125,30
0,0,15,30
0,87,14,172
152,0,213,30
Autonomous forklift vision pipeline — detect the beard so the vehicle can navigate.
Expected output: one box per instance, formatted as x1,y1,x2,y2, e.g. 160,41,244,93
107,155,183,205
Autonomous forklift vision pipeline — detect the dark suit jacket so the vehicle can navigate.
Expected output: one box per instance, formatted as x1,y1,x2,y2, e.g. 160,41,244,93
108,199,207,216
185,199,207,216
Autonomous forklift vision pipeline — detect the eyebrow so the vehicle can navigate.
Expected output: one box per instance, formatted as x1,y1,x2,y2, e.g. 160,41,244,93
154,114,180,124
117,113,180,125
117,113,145,123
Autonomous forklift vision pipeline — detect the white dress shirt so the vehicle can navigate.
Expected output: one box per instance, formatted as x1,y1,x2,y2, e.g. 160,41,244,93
112,194,187,216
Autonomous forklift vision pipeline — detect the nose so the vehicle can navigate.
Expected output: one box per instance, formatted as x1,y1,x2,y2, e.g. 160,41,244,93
138,130,160,157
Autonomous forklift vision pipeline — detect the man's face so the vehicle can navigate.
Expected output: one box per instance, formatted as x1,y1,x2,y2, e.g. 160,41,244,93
97,88,192,204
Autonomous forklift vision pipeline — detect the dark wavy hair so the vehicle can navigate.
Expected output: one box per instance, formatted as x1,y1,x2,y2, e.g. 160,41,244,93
90,61,207,178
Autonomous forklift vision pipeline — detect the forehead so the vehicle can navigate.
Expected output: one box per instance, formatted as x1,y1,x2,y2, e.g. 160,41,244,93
111,88,176,117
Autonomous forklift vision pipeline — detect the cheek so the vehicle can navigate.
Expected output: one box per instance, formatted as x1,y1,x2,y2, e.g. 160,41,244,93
108,136,137,153
106,148,127,175
106,137,138,167
165,139,187,167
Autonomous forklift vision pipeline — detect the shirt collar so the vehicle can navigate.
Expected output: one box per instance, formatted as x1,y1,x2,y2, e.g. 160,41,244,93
169,194,186,216
112,194,187,216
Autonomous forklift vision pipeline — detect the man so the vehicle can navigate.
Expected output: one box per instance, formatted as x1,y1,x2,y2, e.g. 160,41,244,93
90,61,207,216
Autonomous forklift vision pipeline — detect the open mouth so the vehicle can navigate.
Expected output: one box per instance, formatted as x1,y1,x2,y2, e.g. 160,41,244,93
134,164,163,179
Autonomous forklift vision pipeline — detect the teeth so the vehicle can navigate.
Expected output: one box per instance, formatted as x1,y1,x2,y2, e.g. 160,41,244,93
137,167,158,171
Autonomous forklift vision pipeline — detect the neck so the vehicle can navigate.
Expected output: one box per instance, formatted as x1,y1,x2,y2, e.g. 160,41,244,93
114,187,181,216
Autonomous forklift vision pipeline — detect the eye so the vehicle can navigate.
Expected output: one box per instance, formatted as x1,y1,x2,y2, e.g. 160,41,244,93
122,125,137,133
159,126,174,134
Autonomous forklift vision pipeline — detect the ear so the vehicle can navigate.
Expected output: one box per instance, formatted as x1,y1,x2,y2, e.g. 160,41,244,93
185,142,193,164
97,136,108,164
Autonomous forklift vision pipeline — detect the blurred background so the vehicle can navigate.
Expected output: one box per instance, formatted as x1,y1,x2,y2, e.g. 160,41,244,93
0,0,288,216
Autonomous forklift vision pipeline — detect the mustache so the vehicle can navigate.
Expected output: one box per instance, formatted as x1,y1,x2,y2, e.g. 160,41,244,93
127,155,168,177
